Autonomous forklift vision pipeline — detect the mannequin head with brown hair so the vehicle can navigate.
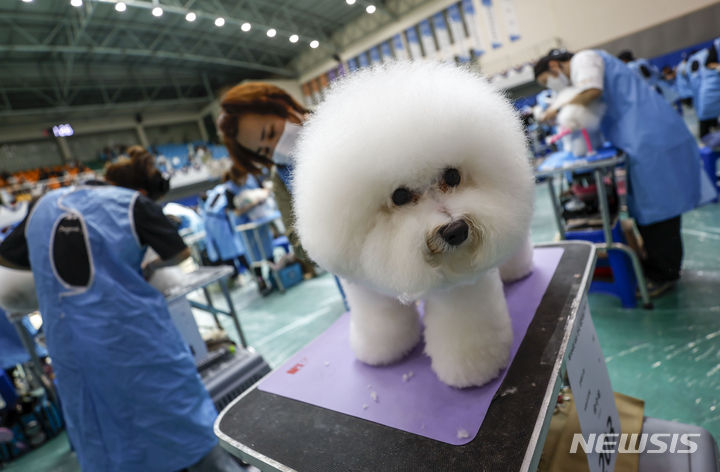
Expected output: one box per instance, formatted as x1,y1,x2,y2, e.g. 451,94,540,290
216,82,309,174
105,146,169,200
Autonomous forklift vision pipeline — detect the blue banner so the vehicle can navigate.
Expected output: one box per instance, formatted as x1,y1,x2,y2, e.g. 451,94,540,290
369,46,381,64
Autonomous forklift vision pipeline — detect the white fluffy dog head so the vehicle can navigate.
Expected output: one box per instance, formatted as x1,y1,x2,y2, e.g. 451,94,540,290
294,62,534,299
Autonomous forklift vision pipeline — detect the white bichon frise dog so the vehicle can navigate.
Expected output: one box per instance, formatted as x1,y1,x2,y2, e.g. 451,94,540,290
293,62,535,388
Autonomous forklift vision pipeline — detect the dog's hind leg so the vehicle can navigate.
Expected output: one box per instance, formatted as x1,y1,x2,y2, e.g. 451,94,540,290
343,280,421,365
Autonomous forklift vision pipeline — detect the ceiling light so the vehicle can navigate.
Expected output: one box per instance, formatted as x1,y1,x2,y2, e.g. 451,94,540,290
185,12,196,22
289,34,299,43
241,22,251,32
22,0,33,3
310,40,319,49
70,0,82,7
215,17,225,27
115,2,126,12
152,6,163,17
266,28,276,38
366,5,376,13
346,0,356,5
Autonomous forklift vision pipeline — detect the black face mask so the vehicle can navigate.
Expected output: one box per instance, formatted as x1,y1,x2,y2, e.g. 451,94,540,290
147,172,170,200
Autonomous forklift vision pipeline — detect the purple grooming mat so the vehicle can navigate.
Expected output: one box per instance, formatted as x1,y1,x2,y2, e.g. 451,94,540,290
258,247,564,445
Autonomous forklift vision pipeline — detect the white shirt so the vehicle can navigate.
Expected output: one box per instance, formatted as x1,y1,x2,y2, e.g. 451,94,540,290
570,50,605,92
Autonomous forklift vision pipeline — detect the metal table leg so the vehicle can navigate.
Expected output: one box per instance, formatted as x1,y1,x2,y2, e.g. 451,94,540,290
593,169,652,308
546,177,566,239
10,314,59,406
218,278,248,348
252,227,285,293
238,230,263,288
201,286,222,329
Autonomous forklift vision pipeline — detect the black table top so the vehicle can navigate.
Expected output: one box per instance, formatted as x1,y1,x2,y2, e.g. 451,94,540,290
215,241,596,472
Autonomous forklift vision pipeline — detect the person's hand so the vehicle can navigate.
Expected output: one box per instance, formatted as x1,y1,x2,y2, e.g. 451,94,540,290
142,260,157,280
541,107,559,123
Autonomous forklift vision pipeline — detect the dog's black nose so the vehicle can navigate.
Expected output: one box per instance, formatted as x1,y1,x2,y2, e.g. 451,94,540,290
439,220,469,246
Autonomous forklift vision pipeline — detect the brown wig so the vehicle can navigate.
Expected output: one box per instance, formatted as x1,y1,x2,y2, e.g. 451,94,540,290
217,82,309,174
105,145,156,192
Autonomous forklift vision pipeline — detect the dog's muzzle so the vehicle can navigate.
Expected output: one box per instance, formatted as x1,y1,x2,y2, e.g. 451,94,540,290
438,220,469,246
426,217,478,256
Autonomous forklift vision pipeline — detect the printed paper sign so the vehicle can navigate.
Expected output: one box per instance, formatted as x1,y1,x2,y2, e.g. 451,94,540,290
462,0,486,56
447,4,471,62
480,0,502,49
500,0,521,41
566,303,620,472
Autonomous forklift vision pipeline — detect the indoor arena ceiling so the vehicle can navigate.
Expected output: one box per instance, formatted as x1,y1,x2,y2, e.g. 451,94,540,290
0,0,419,122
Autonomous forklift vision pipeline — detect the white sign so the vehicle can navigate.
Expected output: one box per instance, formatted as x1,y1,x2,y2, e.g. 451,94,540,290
566,302,621,472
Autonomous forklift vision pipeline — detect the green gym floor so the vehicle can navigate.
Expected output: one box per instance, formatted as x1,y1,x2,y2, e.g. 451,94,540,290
6,182,720,471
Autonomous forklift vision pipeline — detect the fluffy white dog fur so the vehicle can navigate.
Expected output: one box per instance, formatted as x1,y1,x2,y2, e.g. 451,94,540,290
552,87,606,156
293,62,535,388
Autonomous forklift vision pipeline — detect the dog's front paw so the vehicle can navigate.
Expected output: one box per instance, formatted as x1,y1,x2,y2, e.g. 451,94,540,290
426,323,512,388
350,316,421,365
424,272,514,387
344,281,421,365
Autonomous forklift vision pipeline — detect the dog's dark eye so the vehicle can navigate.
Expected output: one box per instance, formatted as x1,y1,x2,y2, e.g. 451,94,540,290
442,168,461,187
392,187,413,206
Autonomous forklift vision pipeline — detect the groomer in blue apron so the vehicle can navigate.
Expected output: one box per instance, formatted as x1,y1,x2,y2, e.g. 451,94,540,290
202,179,248,272
692,38,720,138
535,48,703,297
673,54,697,107
0,148,242,471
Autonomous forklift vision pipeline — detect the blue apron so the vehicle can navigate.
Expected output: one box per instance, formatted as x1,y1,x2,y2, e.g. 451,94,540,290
202,183,246,262
627,59,660,90
25,186,217,472
697,40,720,121
233,175,277,263
594,50,701,225
657,78,679,104
688,49,707,113
675,61,694,100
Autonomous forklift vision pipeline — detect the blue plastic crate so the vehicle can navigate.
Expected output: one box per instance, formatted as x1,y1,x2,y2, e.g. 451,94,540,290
275,263,303,290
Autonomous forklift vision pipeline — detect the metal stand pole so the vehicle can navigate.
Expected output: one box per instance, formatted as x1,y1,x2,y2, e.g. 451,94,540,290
218,279,248,348
252,226,284,293
594,170,652,308
546,177,566,239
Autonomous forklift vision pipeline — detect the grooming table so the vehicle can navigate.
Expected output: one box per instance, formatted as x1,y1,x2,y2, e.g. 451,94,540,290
165,267,271,410
535,150,652,308
165,265,248,348
215,242,602,471
234,212,288,292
